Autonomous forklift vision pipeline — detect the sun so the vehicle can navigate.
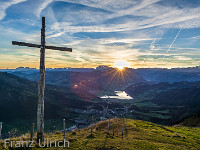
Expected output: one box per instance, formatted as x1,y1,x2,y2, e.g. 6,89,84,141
114,60,130,70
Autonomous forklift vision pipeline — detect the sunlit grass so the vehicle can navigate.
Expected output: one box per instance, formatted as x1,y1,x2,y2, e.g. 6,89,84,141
1,118,200,149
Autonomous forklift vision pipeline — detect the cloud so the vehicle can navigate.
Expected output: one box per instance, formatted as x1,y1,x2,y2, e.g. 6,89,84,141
0,0,27,20
35,0,54,17
173,56,192,61
1,0,200,68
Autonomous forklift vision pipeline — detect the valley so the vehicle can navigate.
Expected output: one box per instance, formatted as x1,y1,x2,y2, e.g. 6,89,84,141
0,66,200,138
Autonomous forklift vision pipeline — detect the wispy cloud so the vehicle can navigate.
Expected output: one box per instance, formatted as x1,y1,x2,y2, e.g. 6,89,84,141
0,0,27,20
173,56,193,61
0,0,200,68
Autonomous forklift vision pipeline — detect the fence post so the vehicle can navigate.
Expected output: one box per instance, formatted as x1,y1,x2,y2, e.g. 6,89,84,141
117,125,118,137
122,126,123,137
0,122,2,139
63,119,66,140
113,123,114,136
107,118,110,134
125,120,127,136
91,116,93,136
30,123,35,141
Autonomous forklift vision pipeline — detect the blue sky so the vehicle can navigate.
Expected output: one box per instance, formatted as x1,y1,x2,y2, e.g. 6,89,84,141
0,0,200,68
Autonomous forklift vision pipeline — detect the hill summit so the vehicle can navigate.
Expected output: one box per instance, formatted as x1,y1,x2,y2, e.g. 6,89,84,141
1,118,200,149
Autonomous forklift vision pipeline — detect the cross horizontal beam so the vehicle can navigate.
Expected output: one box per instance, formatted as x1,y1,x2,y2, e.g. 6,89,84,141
12,41,72,52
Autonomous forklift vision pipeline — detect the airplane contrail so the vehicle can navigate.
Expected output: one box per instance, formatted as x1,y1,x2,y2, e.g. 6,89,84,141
143,31,165,63
162,27,182,61
167,28,182,53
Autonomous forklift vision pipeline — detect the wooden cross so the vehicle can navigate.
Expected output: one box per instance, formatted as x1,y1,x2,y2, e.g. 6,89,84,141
12,17,72,142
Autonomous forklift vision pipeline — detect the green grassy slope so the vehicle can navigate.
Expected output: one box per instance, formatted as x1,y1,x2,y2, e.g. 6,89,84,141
125,82,200,125
1,118,200,150
0,72,93,135
175,114,200,127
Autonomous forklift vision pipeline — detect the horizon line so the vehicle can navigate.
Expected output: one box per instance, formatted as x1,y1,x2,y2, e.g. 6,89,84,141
0,65,200,70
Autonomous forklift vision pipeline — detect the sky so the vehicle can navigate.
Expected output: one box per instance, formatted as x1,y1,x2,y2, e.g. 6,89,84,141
0,0,200,69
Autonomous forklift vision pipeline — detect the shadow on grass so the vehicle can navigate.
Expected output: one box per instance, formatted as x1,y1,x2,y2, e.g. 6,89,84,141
96,133,115,150
86,134,95,139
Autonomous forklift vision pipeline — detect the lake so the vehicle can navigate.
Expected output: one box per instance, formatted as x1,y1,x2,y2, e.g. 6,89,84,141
100,91,133,100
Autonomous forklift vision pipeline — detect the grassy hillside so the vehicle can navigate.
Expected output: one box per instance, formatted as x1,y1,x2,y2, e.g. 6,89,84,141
125,81,200,125
0,72,93,135
175,114,200,127
1,118,200,150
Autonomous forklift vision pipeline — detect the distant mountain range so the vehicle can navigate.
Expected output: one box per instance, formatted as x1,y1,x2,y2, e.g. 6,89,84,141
2,66,200,84
134,67,200,83
9,68,145,98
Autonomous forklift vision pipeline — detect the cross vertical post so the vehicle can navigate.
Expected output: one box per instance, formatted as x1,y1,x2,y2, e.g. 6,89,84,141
12,16,72,143
37,17,46,143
